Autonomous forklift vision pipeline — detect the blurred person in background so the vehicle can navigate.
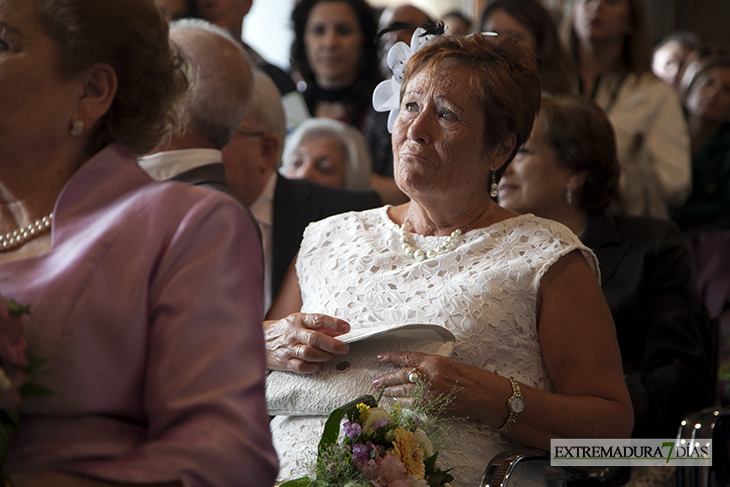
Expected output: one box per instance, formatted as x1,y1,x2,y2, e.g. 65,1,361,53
480,0,573,94
196,0,297,95
139,19,254,204
155,0,201,22
282,117,372,190
672,47,730,231
498,93,712,445
652,30,700,92
561,0,691,219
291,0,406,204
221,71,381,312
442,10,472,36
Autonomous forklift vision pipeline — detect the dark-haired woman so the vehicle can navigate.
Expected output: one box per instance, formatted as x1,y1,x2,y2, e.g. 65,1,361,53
480,0,572,94
291,0,404,204
498,94,712,441
0,0,277,485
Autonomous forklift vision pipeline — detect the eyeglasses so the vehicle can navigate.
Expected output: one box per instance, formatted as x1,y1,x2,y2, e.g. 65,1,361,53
234,127,266,137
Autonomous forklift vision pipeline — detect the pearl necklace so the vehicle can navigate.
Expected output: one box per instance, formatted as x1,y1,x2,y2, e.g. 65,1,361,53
399,209,489,261
0,213,53,252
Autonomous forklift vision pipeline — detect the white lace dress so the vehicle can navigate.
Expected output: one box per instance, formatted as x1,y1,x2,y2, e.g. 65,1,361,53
270,207,598,486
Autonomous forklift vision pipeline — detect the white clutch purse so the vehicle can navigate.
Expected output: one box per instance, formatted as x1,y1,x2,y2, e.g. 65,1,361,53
265,323,455,416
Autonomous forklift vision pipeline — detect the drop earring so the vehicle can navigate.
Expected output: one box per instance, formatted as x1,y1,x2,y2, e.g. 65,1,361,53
70,120,84,137
490,172,498,198
566,184,573,204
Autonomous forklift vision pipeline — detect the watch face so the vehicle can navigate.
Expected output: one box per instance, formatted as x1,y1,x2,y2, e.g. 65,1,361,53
510,396,525,413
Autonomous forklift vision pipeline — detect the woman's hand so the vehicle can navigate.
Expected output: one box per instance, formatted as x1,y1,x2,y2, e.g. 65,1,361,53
264,313,351,374
373,352,482,416
0,300,29,410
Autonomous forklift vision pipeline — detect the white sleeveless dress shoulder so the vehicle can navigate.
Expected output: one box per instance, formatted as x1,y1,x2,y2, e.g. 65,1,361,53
270,206,599,486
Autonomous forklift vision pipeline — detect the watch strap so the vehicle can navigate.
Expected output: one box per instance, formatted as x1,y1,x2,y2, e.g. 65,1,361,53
497,377,522,434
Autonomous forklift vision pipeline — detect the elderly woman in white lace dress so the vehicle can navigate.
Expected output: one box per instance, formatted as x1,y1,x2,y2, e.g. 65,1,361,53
264,33,633,486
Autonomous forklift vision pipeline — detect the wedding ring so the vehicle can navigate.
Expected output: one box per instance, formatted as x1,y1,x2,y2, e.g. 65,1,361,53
408,368,423,384
295,344,305,360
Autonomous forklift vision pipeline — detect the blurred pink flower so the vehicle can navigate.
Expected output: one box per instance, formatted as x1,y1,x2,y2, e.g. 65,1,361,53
361,453,410,487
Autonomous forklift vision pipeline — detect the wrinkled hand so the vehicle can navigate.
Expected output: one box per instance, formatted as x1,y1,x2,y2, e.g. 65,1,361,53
264,313,351,374
373,352,475,415
0,299,29,410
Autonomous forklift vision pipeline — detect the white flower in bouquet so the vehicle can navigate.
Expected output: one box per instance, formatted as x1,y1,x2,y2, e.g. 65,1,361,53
413,429,433,459
363,407,391,435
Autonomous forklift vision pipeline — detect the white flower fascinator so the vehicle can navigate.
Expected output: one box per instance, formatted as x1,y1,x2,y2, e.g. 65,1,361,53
372,28,499,133
372,27,439,133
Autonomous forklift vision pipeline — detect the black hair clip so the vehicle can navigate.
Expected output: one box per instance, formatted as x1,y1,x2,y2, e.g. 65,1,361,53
375,21,445,42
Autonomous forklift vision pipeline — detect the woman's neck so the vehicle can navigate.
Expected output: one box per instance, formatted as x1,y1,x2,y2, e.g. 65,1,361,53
577,39,623,95
396,197,505,237
315,72,357,91
687,114,724,153
0,145,86,234
559,211,589,239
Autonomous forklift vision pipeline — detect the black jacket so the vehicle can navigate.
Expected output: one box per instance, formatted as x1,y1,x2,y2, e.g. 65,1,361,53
582,214,713,438
271,174,382,299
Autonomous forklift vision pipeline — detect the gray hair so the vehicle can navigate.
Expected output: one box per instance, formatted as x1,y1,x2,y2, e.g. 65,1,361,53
246,70,287,166
282,118,373,190
169,19,253,149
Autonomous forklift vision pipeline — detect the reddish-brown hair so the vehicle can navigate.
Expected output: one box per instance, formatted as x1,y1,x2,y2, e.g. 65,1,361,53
401,33,541,176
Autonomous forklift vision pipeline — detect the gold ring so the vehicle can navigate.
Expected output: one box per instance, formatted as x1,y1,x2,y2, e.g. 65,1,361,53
295,344,305,360
407,368,423,384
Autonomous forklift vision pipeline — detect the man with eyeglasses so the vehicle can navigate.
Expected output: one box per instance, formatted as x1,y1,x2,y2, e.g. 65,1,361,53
222,71,381,312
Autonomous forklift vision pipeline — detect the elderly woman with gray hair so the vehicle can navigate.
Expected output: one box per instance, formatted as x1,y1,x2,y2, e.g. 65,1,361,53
282,118,373,190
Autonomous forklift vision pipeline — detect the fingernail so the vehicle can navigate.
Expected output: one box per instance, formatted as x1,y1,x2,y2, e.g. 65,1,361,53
341,323,350,332
377,354,385,361
372,379,380,388
339,344,350,354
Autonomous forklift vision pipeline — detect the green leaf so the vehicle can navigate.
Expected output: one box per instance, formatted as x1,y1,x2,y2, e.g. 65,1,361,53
424,451,438,474
6,300,31,318
279,477,312,487
426,468,454,487
318,395,378,461
25,353,47,371
319,407,347,459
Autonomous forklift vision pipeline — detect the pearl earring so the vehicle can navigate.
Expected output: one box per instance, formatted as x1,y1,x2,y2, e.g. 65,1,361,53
70,120,84,137
490,173,498,198
566,184,573,204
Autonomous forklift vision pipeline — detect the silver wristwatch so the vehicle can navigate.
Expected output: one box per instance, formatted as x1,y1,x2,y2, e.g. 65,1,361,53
498,377,524,433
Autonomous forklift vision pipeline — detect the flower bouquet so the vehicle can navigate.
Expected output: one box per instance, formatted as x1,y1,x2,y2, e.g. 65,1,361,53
0,300,52,464
281,386,455,487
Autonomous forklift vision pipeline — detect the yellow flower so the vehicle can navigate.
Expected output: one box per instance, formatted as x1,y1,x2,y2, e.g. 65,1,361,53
392,427,425,479
357,403,370,425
